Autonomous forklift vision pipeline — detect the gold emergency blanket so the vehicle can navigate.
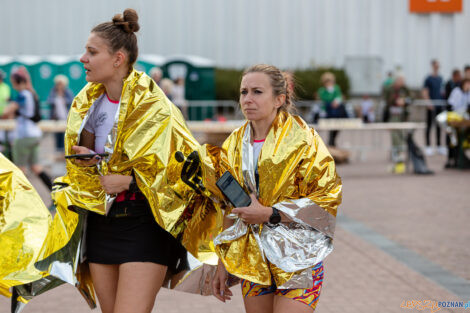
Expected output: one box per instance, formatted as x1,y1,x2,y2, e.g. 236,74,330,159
53,69,222,257
0,154,51,300
3,69,224,309
213,111,342,288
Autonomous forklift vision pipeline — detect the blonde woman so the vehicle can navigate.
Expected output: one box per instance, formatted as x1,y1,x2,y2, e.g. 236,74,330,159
212,64,342,313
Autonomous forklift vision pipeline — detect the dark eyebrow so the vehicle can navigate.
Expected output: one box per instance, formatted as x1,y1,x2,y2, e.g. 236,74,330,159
240,86,265,91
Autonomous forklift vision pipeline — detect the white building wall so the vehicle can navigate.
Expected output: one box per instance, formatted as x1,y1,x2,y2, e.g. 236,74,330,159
1,0,469,88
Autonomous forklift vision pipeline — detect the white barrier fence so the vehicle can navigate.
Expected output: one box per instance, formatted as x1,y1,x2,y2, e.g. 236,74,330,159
2,99,441,162
0,118,425,162
173,99,449,123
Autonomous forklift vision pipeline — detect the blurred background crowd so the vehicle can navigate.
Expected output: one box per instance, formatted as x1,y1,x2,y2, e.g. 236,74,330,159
1,56,469,175
1,0,469,177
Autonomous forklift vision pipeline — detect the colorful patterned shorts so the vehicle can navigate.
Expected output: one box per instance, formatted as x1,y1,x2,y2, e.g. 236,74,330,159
241,262,324,310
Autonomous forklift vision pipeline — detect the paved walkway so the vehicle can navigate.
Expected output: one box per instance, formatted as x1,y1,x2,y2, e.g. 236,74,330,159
1,130,469,312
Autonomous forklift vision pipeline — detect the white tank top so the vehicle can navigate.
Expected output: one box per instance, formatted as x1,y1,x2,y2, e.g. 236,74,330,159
252,139,265,168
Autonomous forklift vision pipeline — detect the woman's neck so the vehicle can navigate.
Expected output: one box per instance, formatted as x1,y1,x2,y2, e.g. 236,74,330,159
251,113,277,141
103,70,128,101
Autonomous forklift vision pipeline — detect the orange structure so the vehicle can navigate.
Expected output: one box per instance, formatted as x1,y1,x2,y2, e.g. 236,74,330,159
409,0,463,13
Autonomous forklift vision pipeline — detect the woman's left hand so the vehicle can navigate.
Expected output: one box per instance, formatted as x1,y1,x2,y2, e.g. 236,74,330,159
99,175,132,195
231,194,272,224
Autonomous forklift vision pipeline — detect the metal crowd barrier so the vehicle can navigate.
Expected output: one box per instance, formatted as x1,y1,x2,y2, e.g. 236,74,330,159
0,118,425,162
3,99,442,162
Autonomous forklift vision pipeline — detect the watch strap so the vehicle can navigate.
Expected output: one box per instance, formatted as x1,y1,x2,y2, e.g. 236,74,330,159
269,207,281,224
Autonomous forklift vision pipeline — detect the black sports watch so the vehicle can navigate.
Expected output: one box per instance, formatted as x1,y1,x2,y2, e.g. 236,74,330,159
269,207,281,224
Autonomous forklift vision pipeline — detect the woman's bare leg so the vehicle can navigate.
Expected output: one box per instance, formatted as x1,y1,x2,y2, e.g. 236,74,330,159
113,262,167,313
89,263,119,313
273,295,313,313
243,294,274,313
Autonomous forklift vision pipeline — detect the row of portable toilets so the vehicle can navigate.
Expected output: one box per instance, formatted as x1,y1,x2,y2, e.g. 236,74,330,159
0,54,216,120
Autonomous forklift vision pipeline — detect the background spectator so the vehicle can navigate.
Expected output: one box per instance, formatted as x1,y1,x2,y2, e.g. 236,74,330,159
160,78,174,100
387,75,411,166
448,78,470,116
443,69,462,167
172,77,187,118
0,70,10,115
382,72,394,122
360,95,375,123
445,78,470,168
317,71,347,146
0,70,12,157
1,70,52,190
464,65,470,80
150,66,163,86
422,59,445,156
47,75,74,154
445,69,462,100
382,71,394,90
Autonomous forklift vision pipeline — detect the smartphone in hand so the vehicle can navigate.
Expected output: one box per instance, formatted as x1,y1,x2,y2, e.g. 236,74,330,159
216,171,252,208
65,153,109,160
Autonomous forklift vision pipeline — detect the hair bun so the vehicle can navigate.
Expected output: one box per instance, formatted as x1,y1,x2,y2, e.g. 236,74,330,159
112,8,140,33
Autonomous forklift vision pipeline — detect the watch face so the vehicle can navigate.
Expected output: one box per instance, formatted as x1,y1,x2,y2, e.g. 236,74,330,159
269,209,281,224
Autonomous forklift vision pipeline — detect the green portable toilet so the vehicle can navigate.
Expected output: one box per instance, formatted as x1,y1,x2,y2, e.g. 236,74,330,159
162,55,215,120
0,56,17,82
134,61,147,73
61,57,87,96
28,56,63,119
28,57,59,101
137,54,165,76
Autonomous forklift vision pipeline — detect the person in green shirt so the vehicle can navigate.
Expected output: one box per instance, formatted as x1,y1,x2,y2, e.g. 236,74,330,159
316,72,346,146
0,70,12,158
0,70,11,115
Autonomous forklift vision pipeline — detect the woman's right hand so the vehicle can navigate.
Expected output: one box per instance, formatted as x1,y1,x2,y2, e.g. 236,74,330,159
212,260,233,302
71,145,102,167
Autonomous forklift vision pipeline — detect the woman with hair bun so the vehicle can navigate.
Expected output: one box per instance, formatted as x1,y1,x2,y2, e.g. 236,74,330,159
7,8,224,313
211,64,342,312
66,9,181,313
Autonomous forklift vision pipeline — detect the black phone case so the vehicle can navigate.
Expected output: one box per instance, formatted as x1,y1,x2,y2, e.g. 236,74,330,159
65,153,108,160
216,171,252,207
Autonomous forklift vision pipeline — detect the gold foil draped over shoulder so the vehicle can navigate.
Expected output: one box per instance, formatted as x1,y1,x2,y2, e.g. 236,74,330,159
214,112,342,288
1,69,225,308
57,70,223,259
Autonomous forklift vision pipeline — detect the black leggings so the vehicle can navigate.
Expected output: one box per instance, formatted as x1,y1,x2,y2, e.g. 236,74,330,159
328,130,339,147
425,106,443,146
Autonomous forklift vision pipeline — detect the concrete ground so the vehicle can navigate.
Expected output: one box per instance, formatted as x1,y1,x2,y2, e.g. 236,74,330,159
1,128,469,312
